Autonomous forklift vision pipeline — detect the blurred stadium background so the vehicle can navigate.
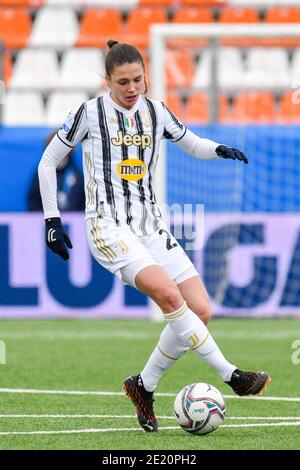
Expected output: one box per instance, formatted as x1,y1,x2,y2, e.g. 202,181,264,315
1,0,300,319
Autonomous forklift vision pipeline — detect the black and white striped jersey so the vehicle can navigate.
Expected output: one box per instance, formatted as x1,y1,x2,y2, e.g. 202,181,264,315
39,93,220,235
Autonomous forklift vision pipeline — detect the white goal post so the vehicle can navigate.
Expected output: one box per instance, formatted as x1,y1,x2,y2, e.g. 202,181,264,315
150,23,300,102
149,23,300,320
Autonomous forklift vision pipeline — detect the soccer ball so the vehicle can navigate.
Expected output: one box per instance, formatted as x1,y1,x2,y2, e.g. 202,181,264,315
174,383,226,435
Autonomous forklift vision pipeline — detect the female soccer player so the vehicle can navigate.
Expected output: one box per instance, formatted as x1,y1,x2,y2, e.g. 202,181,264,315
39,40,270,432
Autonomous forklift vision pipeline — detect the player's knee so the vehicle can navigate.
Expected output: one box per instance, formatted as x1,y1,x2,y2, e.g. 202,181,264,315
194,301,212,325
156,285,183,313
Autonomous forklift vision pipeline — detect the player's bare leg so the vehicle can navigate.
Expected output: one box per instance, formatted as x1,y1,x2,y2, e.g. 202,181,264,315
177,275,212,325
135,265,184,313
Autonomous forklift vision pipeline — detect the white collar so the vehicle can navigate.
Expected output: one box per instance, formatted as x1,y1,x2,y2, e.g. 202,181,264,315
105,93,142,115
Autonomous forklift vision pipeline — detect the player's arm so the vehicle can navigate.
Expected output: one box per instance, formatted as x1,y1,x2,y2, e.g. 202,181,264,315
38,103,88,260
175,129,248,163
162,102,248,163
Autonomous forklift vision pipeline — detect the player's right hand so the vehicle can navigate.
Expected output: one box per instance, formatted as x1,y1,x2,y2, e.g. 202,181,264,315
45,217,73,260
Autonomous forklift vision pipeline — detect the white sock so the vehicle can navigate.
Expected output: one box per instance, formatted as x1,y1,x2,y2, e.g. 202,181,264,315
141,324,189,392
165,302,236,382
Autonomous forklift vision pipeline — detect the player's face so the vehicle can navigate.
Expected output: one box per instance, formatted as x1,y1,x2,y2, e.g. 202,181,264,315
107,62,145,110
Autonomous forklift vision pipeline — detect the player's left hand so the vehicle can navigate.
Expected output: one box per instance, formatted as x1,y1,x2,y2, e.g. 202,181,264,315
216,145,248,164
45,217,73,261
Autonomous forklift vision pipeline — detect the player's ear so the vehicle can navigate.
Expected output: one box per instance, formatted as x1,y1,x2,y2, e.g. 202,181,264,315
104,73,111,90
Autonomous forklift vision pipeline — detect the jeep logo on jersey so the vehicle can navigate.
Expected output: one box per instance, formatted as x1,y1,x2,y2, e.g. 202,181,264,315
117,158,147,181
111,131,151,149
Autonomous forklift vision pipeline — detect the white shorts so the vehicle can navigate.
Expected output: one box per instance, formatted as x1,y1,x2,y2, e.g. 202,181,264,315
86,216,198,288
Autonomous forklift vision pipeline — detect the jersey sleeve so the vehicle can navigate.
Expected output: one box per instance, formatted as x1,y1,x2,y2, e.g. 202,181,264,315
38,134,73,219
57,102,88,148
161,101,220,160
161,102,187,143
175,128,220,160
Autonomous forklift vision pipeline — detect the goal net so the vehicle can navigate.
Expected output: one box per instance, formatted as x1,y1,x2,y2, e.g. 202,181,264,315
150,24,300,318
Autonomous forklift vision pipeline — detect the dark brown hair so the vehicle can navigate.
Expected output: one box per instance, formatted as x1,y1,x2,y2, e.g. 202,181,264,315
105,39,145,78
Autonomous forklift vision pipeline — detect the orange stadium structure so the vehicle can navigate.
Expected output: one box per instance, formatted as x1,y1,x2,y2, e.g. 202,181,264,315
1,0,300,124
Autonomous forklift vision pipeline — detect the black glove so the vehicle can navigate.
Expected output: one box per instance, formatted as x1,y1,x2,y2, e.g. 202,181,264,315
45,217,72,260
216,145,248,164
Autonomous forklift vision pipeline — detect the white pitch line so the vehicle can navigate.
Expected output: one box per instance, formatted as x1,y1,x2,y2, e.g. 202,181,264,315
0,388,300,402
0,330,299,340
224,416,300,420
1,422,300,436
221,422,300,428
0,427,145,436
0,331,153,340
0,414,299,421
222,395,300,402
0,414,146,419
0,389,126,396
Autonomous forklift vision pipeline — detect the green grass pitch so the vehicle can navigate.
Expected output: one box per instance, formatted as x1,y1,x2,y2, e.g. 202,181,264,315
0,317,299,450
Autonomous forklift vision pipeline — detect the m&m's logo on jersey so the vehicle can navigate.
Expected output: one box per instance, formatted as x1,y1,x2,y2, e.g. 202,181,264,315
117,158,146,181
